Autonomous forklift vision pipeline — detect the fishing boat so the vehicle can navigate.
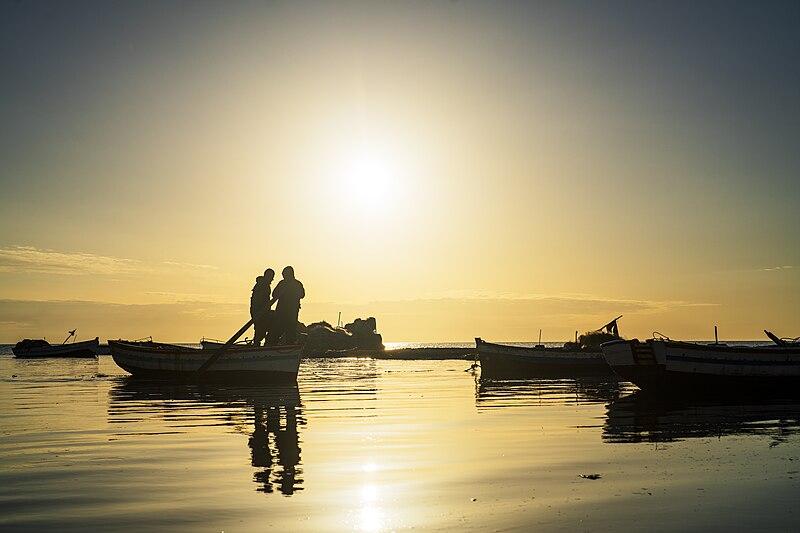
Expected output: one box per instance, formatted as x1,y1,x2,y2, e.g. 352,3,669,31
600,330,800,394
475,338,615,378
13,330,99,358
108,340,302,382
475,317,622,378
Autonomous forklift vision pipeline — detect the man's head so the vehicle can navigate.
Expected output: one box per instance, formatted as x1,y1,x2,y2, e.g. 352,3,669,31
264,268,275,282
282,265,295,280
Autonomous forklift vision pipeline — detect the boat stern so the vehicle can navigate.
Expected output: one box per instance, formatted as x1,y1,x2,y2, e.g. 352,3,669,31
601,339,666,391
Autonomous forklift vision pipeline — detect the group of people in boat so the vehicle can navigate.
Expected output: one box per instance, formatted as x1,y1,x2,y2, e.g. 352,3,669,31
250,266,305,346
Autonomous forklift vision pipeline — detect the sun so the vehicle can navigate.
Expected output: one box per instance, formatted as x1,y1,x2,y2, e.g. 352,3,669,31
344,150,395,206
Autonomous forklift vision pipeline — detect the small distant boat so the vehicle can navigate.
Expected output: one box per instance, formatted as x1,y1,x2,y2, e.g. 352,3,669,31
109,340,301,382
13,330,99,358
601,330,800,394
475,339,615,378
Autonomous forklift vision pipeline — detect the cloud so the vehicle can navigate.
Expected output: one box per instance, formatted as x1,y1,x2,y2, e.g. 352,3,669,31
305,292,721,342
361,291,718,314
0,245,221,277
143,291,233,303
162,261,219,271
0,245,142,275
0,298,244,342
762,265,794,272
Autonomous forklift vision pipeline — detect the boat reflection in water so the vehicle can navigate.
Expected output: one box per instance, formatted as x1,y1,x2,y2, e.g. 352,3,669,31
108,379,304,495
604,390,800,445
476,375,628,409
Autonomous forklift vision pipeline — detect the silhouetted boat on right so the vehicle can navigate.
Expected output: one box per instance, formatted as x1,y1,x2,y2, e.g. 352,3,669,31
601,330,800,395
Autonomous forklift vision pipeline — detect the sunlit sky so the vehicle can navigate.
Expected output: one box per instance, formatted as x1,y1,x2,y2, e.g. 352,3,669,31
1,1,798,342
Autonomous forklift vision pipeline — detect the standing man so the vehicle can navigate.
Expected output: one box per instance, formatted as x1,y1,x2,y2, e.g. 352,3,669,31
250,268,275,346
266,266,305,345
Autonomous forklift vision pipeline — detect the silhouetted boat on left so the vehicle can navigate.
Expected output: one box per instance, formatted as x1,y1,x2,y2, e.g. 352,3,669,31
108,340,301,382
13,330,99,358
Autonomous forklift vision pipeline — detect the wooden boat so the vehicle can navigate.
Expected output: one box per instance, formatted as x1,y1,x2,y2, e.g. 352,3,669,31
476,318,624,378
109,340,302,382
600,333,800,394
475,338,615,378
13,336,100,358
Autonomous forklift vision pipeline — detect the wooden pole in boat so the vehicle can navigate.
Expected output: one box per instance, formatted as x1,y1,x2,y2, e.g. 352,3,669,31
714,325,719,344
190,304,271,380
62,329,76,345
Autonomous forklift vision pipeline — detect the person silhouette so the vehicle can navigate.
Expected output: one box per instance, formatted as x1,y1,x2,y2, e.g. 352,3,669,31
265,266,305,345
250,268,275,346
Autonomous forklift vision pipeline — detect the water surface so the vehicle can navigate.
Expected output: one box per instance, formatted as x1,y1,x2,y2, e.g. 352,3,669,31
1,348,799,531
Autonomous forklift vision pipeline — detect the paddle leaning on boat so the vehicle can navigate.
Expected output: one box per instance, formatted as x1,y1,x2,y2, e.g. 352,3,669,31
600,330,800,394
475,317,622,378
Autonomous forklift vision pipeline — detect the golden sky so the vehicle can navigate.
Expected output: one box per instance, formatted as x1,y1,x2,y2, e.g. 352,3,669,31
1,2,798,342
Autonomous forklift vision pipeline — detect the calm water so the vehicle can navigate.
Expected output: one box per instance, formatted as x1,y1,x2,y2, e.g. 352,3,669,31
1,346,800,532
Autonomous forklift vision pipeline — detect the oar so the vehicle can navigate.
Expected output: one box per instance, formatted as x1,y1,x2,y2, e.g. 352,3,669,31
189,304,271,380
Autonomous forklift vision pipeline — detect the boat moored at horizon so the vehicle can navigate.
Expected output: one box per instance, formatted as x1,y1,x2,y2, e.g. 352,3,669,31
13,331,100,358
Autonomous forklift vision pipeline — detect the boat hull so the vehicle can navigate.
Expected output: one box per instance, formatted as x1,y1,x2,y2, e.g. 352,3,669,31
109,341,301,383
13,338,100,358
601,339,800,394
476,338,613,378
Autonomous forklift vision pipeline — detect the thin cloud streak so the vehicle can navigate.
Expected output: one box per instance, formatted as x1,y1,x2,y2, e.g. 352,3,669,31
143,291,234,304
0,245,142,275
0,298,244,342
0,246,219,277
162,261,219,270
359,292,719,313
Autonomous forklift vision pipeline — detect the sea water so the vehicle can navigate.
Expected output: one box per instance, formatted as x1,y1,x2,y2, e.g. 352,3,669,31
1,345,799,532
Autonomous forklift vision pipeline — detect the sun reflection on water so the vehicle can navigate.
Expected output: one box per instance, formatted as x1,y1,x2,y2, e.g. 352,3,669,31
355,463,386,532
358,504,385,532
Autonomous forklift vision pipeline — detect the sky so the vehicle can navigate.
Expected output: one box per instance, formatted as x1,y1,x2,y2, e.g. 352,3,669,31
1,0,798,343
